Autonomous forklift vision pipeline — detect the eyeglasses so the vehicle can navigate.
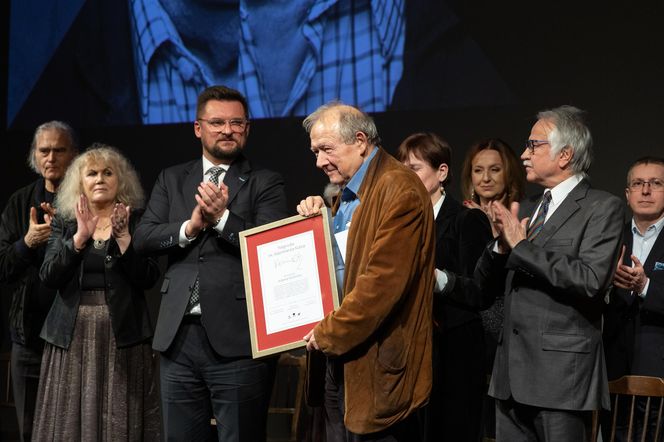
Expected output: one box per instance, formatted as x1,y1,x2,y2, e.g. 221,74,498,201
628,179,664,192
525,139,550,154
198,118,249,133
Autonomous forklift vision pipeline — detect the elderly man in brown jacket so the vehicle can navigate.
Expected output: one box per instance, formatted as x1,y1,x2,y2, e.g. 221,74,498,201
297,103,435,441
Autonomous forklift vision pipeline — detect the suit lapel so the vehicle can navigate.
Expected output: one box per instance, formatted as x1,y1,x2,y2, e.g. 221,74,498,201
183,159,203,216
531,179,589,246
436,195,458,242
617,223,635,306
644,223,664,276
623,223,634,265
224,154,251,207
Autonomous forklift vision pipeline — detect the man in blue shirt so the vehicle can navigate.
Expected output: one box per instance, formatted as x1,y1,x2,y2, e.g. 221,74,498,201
297,102,435,441
604,156,664,441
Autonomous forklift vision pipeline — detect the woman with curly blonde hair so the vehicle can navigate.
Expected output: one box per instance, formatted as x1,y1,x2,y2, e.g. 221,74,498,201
33,144,160,441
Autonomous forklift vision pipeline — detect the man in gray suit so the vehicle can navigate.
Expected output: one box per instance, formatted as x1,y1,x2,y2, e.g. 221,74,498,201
475,105,624,441
134,85,288,441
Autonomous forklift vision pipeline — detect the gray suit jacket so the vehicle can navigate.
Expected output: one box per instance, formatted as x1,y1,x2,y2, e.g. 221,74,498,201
133,154,288,357
475,178,624,411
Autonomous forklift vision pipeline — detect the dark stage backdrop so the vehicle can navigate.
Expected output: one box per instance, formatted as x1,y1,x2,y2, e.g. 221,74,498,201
2,1,663,207
0,1,663,439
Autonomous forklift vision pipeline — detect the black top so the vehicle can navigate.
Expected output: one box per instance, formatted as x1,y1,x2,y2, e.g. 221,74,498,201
39,210,160,349
81,240,107,290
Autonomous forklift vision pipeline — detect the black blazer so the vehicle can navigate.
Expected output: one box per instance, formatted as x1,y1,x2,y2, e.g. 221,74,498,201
604,221,664,379
434,195,493,330
39,210,159,349
0,178,57,345
133,154,288,357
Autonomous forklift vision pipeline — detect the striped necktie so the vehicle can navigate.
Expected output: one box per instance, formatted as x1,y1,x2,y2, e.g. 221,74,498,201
527,191,551,241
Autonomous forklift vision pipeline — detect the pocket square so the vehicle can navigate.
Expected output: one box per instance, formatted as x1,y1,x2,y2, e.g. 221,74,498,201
654,261,664,271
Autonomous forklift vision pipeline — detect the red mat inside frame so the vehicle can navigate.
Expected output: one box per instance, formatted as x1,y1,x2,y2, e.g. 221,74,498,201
244,215,336,352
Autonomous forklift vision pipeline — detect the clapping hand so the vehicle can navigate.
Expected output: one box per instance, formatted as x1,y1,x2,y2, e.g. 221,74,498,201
196,181,229,225
24,206,51,248
111,203,131,253
40,202,56,225
614,245,648,294
464,199,500,238
490,201,528,252
72,194,98,250
111,203,131,238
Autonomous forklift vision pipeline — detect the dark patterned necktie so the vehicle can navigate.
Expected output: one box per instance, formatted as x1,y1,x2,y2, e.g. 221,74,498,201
208,166,224,186
526,191,552,241
186,166,226,314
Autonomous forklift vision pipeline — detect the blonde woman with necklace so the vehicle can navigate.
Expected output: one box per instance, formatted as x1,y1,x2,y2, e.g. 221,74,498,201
33,144,160,441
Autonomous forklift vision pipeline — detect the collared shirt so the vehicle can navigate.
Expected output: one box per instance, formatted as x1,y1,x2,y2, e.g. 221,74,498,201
529,174,584,226
129,0,219,124
631,215,664,297
239,0,404,118
332,147,378,286
432,193,445,219
494,174,585,254
178,157,229,247
432,193,449,293
129,0,405,124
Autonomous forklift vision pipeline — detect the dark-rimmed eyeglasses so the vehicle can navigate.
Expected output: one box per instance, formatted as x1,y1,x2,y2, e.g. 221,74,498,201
628,179,664,192
198,118,249,133
525,139,550,154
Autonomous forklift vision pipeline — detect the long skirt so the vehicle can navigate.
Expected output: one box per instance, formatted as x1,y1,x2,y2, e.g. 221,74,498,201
32,290,160,441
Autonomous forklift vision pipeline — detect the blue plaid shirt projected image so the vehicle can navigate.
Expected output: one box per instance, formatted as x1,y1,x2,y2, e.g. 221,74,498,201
129,0,404,123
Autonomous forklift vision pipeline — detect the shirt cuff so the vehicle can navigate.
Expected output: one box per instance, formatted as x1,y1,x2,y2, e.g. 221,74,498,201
179,221,197,247
434,268,448,293
211,210,230,235
638,278,651,298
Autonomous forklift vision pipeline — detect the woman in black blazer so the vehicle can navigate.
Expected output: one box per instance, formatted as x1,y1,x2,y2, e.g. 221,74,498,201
459,137,526,439
34,144,160,441
398,133,493,442
460,138,525,366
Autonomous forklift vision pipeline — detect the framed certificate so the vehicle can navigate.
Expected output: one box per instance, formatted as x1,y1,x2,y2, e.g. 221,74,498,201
240,209,340,358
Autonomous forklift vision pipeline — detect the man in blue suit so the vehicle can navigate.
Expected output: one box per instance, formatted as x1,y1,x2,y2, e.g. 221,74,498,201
134,85,288,441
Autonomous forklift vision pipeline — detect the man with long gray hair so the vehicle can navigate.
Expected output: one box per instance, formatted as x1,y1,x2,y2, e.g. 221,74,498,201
474,106,624,441
0,121,77,441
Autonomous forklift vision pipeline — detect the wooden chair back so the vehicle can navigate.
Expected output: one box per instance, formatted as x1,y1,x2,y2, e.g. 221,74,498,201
593,375,664,442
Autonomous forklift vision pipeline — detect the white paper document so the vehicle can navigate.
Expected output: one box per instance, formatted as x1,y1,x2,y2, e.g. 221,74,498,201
334,229,348,263
257,230,324,334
